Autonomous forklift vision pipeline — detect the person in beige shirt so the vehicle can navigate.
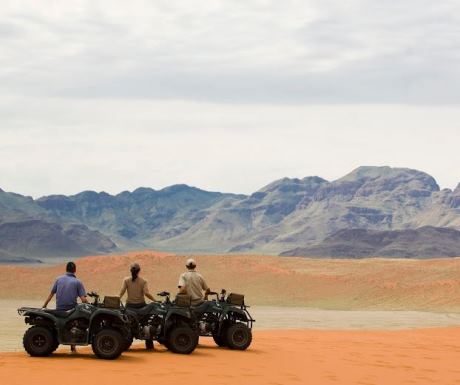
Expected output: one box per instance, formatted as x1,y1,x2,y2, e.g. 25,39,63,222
178,258,211,305
119,263,156,308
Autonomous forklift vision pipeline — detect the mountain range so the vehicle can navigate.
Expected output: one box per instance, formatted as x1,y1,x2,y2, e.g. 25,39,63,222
1,166,460,262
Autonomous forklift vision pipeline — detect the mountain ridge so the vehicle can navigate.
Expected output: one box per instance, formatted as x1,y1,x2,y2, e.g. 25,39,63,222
1,166,460,260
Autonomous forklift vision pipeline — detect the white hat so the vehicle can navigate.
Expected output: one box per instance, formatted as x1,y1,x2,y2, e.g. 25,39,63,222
186,258,196,268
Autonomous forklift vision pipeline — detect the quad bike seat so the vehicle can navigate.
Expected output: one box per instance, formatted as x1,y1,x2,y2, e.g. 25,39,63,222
44,309,75,318
191,301,211,313
126,304,154,316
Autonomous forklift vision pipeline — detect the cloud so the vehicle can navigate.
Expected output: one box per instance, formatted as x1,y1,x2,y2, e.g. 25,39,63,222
1,1,460,197
1,97,460,197
1,0,459,103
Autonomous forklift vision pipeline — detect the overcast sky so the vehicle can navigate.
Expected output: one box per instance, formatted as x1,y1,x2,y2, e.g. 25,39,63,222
1,0,460,197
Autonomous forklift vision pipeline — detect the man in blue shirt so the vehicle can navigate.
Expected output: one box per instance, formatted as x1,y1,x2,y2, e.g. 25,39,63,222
42,261,88,352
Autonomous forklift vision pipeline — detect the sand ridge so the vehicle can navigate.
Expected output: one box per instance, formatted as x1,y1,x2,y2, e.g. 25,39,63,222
1,329,460,385
2,251,460,311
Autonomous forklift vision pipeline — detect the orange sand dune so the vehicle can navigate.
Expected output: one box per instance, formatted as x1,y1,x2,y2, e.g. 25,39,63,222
1,329,460,385
2,251,460,311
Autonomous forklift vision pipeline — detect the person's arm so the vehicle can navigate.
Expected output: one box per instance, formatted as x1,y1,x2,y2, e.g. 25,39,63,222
178,273,186,294
146,293,156,301
178,286,187,294
202,276,211,299
77,280,88,304
42,292,54,308
43,280,58,308
143,281,156,302
119,279,127,298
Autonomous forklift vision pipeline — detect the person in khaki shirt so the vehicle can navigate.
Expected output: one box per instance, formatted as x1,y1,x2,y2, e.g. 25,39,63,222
178,258,211,305
119,263,156,308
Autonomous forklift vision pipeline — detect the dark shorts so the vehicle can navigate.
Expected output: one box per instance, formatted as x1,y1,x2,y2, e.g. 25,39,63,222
126,302,146,309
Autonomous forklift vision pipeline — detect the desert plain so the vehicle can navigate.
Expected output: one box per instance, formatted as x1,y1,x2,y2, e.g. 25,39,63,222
2,251,460,385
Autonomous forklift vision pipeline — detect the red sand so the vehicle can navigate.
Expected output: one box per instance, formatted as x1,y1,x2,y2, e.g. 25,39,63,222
2,251,460,311
1,329,460,385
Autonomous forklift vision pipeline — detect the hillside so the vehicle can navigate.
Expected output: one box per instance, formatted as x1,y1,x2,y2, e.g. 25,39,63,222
3,251,460,312
0,220,115,260
36,185,242,247
281,226,460,258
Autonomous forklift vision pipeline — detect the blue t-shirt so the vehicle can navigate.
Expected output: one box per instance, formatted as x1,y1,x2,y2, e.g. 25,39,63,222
51,273,86,310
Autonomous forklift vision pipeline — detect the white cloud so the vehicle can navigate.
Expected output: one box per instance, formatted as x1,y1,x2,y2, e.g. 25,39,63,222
1,1,460,196
0,97,459,197
0,0,459,102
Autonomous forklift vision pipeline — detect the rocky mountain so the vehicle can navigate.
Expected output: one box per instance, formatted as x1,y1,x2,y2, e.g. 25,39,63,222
36,185,243,249
0,188,50,223
156,166,448,254
154,176,329,252
1,166,460,260
0,185,242,261
280,227,460,258
0,220,116,261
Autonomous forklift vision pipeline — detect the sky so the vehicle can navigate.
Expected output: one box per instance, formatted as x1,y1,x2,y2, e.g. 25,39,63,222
1,0,460,197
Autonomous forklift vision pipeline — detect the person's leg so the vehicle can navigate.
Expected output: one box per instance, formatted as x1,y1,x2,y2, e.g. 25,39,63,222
70,345,76,352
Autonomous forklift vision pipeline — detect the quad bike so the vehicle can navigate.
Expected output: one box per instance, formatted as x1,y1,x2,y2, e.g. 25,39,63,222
191,289,254,350
17,292,130,360
122,291,198,354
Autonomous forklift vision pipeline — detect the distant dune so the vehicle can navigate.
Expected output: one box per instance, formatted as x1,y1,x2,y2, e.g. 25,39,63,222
2,251,460,312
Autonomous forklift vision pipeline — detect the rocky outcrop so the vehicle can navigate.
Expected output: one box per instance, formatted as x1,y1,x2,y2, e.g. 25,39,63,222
280,227,460,258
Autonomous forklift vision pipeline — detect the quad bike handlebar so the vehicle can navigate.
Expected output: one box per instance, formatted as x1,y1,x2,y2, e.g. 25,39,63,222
219,289,227,302
157,291,171,304
206,289,228,302
86,291,100,306
206,291,219,301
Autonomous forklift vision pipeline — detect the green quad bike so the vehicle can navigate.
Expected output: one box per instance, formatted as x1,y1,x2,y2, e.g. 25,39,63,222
192,289,254,350
122,291,198,354
18,292,131,360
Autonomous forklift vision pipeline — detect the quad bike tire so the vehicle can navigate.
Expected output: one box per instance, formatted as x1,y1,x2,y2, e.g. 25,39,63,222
23,326,58,357
158,336,171,350
226,323,252,350
124,335,134,351
212,332,227,347
92,329,125,360
212,321,230,347
145,339,154,350
50,330,59,353
167,326,198,354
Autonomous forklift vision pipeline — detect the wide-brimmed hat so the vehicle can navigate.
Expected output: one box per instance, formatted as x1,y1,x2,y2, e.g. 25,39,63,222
186,258,196,268
130,262,141,271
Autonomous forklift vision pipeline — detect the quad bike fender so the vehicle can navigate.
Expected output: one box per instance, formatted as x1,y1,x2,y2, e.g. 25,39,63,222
220,307,248,322
21,309,57,327
216,308,250,335
164,310,192,336
90,308,127,322
89,309,130,339
166,308,191,320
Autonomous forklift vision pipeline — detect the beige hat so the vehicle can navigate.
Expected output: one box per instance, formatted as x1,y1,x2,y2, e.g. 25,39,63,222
130,262,140,271
186,258,196,268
